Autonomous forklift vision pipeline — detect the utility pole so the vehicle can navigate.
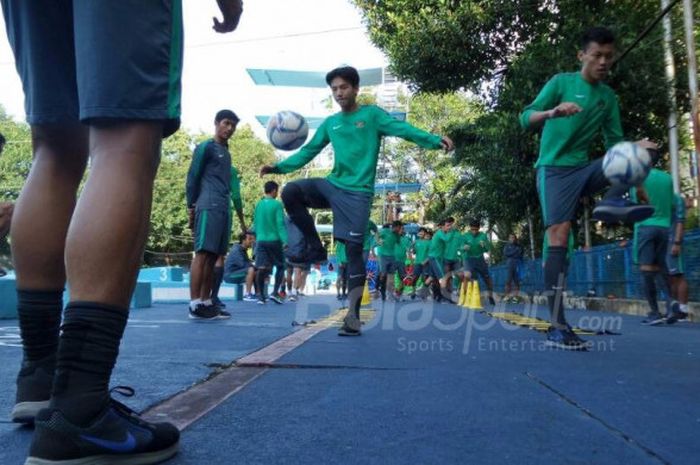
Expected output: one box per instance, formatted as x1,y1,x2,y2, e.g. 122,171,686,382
662,0,681,194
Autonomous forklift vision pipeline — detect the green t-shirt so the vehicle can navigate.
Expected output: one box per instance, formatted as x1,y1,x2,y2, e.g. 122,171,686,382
394,236,411,262
444,230,463,261
252,197,287,245
428,232,446,259
378,227,397,257
520,72,623,168
462,231,490,258
364,220,378,251
413,239,431,264
274,105,443,193
631,168,673,228
335,241,347,264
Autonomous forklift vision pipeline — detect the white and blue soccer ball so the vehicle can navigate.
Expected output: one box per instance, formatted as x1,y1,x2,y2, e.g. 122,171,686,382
266,110,309,151
602,141,651,186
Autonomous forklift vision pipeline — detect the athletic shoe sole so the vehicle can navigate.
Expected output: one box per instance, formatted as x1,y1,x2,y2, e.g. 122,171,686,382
25,443,179,465
269,296,284,305
11,400,49,424
641,316,666,326
338,328,362,337
592,205,654,224
544,340,588,351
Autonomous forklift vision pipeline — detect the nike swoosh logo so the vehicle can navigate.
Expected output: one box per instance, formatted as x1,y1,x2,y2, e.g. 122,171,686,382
332,125,342,130
80,431,137,452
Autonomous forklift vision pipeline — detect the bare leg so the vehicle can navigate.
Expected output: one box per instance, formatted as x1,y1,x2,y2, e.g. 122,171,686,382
65,123,162,306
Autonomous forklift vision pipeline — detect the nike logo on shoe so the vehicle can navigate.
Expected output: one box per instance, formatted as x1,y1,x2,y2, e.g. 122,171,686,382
80,431,137,452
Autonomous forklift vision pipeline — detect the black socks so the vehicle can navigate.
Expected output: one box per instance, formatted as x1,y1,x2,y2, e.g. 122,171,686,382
544,246,568,327
17,289,63,364
50,302,128,426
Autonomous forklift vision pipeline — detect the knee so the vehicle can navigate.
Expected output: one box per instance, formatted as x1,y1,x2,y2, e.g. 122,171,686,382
281,183,302,207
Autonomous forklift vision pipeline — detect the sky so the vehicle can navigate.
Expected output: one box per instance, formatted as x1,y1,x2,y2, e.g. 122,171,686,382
0,0,387,139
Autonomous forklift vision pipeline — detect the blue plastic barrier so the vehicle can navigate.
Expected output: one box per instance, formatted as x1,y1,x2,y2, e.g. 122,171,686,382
138,267,184,282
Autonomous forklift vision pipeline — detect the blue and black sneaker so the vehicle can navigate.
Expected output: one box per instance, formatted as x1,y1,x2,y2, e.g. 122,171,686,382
545,326,588,351
592,197,654,224
25,398,179,465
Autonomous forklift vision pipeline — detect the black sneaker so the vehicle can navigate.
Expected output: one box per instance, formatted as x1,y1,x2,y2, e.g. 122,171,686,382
269,294,284,305
218,309,231,318
338,312,362,336
545,326,588,351
25,400,179,465
592,198,654,224
212,297,226,309
11,356,54,424
641,312,665,326
189,303,226,320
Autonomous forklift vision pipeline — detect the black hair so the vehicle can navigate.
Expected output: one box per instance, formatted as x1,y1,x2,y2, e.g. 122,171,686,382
392,220,403,228
238,231,255,243
581,27,615,51
264,180,279,194
325,66,360,87
469,218,481,228
215,109,239,124
444,217,455,224
418,227,428,234
0,133,5,145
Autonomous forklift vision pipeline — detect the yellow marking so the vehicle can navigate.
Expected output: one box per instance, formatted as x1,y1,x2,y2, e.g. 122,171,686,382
488,312,595,335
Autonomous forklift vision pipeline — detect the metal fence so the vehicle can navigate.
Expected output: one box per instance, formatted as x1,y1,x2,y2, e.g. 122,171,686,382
491,229,700,301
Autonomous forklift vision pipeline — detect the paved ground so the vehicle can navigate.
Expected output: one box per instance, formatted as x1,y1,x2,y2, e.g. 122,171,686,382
1,294,699,464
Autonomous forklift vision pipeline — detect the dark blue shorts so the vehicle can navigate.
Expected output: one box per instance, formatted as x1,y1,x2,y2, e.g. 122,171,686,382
255,241,285,269
537,158,608,228
1,0,183,136
379,255,398,274
464,257,490,281
634,226,668,267
194,209,231,256
283,178,372,244
444,259,462,272
427,258,444,279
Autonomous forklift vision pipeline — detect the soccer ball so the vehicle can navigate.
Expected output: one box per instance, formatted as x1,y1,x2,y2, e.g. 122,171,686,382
266,110,309,151
602,141,651,186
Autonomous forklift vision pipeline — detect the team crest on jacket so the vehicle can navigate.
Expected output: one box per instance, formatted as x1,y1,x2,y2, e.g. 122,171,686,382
355,121,365,129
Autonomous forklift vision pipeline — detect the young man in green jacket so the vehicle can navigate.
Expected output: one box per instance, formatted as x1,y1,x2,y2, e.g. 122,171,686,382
261,66,453,335
519,26,657,350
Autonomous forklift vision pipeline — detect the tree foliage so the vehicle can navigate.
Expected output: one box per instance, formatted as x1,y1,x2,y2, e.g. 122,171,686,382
355,0,695,255
0,107,278,266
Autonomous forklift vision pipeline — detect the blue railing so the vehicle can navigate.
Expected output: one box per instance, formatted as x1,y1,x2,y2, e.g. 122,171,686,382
490,229,700,300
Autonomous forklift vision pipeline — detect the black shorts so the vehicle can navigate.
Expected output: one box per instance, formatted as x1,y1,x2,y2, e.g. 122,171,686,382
255,241,285,269
194,209,231,255
283,178,372,244
537,158,608,228
2,0,183,136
